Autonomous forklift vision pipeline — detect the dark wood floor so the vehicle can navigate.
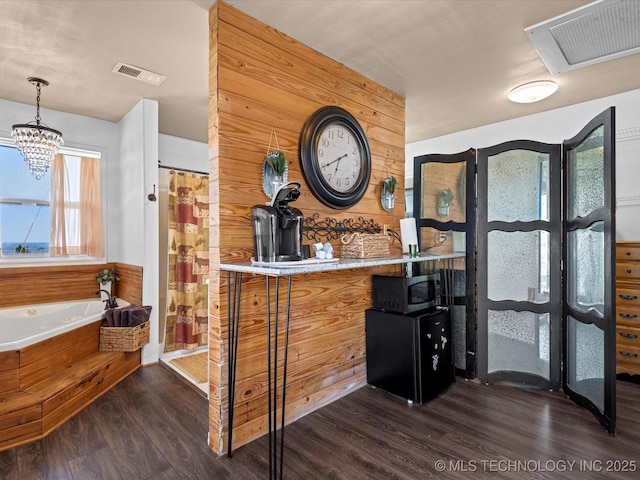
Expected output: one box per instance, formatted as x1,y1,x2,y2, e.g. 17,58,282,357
2,365,640,479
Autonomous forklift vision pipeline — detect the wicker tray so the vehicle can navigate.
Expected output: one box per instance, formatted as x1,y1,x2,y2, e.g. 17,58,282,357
341,233,390,258
100,321,150,352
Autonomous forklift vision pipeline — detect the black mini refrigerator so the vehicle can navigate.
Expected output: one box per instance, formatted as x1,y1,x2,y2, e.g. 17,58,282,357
365,307,453,403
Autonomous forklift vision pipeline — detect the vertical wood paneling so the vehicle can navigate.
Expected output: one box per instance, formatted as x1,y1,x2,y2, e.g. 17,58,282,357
209,1,405,454
114,263,143,306
0,352,19,395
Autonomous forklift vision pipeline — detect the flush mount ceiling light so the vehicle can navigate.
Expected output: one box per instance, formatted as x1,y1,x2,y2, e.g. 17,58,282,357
508,80,558,104
11,77,63,179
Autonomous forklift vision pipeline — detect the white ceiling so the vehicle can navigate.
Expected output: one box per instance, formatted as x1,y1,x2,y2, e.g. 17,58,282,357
2,0,640,145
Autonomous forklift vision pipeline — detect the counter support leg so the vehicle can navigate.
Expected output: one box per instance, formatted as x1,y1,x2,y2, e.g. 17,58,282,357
266,275,292,480
266,276,274,476
227,271,242,457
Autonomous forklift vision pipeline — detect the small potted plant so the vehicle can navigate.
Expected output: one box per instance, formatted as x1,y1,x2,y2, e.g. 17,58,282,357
96,268,119,300
263,150,288,198
437,188,454,217
381,176,397,211
264,150,287,177
383,176,397,195
96,268,118,285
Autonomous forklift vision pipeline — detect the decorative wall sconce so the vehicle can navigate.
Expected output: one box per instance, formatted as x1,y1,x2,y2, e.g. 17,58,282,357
262,127,288,200
381,176,396,211
437,188,454,217
11,77,63,179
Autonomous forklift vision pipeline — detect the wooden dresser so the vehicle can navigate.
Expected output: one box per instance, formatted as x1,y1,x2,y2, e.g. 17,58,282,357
616,241,640,375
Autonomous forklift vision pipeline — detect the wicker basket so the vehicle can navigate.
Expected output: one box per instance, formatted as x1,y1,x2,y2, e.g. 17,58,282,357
99,321,150,352
341,233,390,258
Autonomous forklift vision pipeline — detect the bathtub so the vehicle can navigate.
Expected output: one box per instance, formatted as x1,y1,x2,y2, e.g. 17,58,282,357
0,298,130,352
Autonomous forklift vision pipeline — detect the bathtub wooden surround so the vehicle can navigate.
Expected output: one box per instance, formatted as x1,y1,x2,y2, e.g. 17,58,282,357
0,262,144,451
0,319,141,451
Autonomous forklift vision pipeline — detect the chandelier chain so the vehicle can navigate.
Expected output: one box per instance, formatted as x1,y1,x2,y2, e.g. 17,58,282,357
35,82,42,125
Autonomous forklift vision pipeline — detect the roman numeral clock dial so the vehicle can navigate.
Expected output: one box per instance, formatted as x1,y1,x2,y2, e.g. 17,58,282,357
299,106,371,209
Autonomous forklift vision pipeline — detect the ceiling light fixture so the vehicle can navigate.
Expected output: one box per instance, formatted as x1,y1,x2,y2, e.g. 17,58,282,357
11,77,64,179
508,80,558,104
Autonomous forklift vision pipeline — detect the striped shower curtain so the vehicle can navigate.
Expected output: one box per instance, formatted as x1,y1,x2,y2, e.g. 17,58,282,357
165,171,209,351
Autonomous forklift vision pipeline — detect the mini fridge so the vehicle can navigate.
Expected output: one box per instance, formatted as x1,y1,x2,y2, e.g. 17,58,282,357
365,307,453,403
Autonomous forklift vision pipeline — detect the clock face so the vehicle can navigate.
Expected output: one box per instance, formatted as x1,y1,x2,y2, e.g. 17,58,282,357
316,122,364,194
299,106,371,209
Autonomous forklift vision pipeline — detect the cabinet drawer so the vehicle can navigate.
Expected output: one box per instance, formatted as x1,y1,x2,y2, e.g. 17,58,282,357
617,326,640,346
616,263,640,280
617,288,640,308
617,344,640,366
616,306,640,327
616,244,640,262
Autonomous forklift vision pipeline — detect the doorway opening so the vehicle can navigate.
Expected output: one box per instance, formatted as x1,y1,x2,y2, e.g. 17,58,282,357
157,166,210,396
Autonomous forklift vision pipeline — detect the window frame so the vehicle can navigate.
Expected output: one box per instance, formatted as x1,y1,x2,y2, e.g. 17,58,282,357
0,137,107,267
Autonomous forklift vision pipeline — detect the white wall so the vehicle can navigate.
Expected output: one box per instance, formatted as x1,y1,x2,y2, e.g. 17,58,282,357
159,134,209,173
405,88,640,240
0,98,120,257
117,99,160,365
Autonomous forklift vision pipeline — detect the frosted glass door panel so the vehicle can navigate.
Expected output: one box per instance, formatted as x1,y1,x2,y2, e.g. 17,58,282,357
420,162,466,222
561,108,614,434
487,230,550,303
566,316,604,411
418,227,466,270
567,126,604,220
487,150,549,223
487,310,550,379
477,139,559,388
567,222,604,316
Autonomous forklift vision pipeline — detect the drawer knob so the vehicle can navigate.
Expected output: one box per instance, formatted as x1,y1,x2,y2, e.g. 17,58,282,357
628,269,633,274
619,332,639,339
620,351,639,359
627,251,632,256
620,313,638,319
620,294,638,301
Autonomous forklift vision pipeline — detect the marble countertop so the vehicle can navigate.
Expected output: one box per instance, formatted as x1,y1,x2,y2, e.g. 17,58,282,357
219,252,464,276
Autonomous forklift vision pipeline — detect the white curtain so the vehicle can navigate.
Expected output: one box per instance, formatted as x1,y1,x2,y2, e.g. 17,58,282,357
49,154,104,257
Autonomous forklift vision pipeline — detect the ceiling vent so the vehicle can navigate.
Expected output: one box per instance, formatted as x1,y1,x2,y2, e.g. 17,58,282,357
112,62,167,86
525,0,640,74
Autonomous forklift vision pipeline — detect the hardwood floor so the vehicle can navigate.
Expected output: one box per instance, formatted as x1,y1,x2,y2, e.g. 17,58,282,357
1,365,639,479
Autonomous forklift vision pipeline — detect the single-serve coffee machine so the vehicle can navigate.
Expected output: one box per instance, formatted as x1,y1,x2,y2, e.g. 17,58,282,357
252,182,304,262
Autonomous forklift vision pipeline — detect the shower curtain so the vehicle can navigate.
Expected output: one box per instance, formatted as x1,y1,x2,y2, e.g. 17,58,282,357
165,171,209,352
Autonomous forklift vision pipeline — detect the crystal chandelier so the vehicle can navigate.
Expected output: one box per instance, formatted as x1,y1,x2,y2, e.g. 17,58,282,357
11,77,63,179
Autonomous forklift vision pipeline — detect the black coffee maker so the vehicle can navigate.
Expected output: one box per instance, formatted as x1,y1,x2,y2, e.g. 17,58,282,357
252,182,304,262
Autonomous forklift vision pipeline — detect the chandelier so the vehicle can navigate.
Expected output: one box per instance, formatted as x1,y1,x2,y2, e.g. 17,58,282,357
11,77,63,179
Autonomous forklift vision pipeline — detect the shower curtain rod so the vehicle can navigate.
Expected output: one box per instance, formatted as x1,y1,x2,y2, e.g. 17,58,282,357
158,163,208,176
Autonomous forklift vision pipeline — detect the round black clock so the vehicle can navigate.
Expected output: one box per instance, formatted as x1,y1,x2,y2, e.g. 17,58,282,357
299,106,371,209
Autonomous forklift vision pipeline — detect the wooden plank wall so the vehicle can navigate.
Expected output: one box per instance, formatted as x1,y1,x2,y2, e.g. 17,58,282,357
0,263,142,308
208,1,406,454
113,263,143,306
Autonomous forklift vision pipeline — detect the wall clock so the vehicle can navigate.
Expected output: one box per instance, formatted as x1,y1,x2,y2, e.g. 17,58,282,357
299,106,371,209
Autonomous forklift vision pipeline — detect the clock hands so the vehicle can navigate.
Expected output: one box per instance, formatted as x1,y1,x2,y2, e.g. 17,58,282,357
322,153,348,175
333,153,346,175
323,153,347,167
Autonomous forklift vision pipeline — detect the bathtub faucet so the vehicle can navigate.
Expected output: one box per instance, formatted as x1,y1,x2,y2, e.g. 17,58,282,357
95,289,118,310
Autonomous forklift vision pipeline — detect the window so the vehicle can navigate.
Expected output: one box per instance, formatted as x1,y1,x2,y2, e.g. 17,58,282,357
0,141,103,262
